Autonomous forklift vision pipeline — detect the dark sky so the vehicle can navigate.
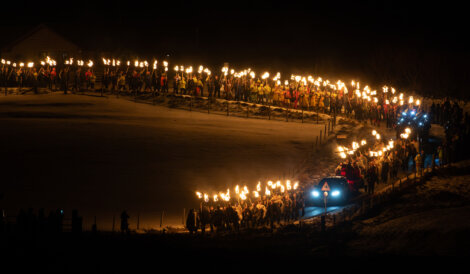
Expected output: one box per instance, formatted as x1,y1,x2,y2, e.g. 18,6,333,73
1,1,469,82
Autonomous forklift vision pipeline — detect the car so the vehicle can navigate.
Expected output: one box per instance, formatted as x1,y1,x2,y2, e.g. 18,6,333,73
305,176,353,206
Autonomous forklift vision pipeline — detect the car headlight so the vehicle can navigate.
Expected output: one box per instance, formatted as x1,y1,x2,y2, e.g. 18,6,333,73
312,190,320,198
331,190,340,197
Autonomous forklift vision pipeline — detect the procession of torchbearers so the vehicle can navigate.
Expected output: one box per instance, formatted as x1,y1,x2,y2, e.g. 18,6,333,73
2,56,470,233
188,181,305,233
0,56,423,121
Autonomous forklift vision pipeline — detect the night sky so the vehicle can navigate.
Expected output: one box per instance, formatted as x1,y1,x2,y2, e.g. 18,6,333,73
2,1,469,96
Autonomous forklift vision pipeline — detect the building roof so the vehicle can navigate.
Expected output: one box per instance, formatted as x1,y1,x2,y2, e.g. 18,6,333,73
1,23,81,52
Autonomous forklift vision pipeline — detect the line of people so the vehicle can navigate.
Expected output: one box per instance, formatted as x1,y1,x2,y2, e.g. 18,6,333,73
0,208,83,236
186,190,305,234
0,64,404,130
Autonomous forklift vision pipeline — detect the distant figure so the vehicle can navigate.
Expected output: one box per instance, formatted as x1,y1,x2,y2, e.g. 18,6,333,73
366,163,378,194
120,211,130,234
37,208,46,234
186,209,199,234
199,206,211,234
71,210,83,234
0,209,5,233
415,152,423,176
16,208,27,233
56,208,64,233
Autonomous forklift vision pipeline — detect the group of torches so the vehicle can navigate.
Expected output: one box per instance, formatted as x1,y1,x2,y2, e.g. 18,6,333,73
1,55,422,107
400,127,412,139
337,126,414,160
195,180,299,203
2,55,426,202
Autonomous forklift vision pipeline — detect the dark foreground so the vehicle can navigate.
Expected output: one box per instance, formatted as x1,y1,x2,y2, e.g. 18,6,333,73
5,162,470,271
1,224,467,272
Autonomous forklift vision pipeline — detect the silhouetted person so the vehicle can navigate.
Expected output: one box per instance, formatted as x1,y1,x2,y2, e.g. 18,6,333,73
186,209,199,234
71,210,82,234
16,208,27,233
47,210,56,234
0,209,5,234
120,211,130,234
37,208,46,234
56,209,64,233
366,163,378,194
199,206,211,234
26,208,37,236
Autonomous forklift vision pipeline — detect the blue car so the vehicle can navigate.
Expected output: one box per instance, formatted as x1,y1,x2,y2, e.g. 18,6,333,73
306,176,352,206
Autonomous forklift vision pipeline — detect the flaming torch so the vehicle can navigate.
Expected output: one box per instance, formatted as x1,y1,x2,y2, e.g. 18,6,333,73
265,187,271,196
293,182,299,190
286,180,292,191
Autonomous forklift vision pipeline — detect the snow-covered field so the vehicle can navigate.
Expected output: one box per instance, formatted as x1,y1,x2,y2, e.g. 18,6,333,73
0,94,345,229
347,161,470,255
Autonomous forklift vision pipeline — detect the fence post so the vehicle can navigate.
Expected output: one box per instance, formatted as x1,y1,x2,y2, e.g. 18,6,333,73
208,98,211,114
227,101,229,116
268,105,271,120
189,96,192,112
286,107,288,122
246,104,249,118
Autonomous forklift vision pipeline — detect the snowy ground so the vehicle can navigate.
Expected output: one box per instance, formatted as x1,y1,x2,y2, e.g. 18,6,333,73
346,161,470,256
0,93,355,230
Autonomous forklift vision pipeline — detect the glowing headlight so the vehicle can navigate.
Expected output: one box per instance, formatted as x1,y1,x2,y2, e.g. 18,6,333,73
312,191,320,198
332,190,340,197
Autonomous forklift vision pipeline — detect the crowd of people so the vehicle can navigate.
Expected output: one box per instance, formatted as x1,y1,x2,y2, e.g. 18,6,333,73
0,60,414,131
337,100,470,196
186,189,306,234
430,99,470,163
335,137,425,195
2,58,470,235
